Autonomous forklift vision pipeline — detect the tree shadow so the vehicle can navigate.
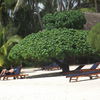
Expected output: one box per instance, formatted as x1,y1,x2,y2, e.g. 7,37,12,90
70,77,100,83
27,72,64,79
22,68,42,73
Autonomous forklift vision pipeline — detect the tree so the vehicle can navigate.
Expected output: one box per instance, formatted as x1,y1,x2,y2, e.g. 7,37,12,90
94,0,100,12
0,0,42,37
13,0,24,14
0,1,9,26
0,24,21,66
34,0,44,30
87,23,100,52
42,10,86,30
88,0,100,12
8,29,95,72
80,0,100,12
0,35,21,66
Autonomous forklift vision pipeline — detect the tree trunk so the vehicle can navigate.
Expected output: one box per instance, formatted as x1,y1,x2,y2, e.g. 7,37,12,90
61,61,69,73
94,0,98,12
77,0,81,8
97,0,100,12
57,0,61,11
67,0,71,11
94,0,100,12
60,0,66,11
52,57,70,73
13,0,24,14
35,0,44,30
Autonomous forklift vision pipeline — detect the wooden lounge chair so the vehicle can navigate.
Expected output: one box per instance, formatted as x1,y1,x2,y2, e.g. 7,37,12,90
65,62,100,74
66,69,100,82
65,62,100,82
0,67,28,80
0,74,28,80
90,62,100,69
70,64,85,72
63,64,85,75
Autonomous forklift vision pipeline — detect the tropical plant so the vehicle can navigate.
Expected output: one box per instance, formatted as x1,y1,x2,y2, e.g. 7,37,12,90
0,24,21,66
8,28,95,72
79,8,96,12
80,0,100,12
87,23,100,52
0,35,21,66
42,10,86,29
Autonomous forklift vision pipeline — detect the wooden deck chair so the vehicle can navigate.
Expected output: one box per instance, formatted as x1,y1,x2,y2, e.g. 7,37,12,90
66,69,100,82
0,67,28,80
78,62,100,72
90,62,100,69
63,64,85,75
66,62,100,74
73,64,85,71
65,62,100,82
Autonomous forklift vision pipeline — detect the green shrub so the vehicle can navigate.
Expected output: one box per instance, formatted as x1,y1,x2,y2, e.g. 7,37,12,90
87,23,100,51
0,56,5,66
80,8,96,13
42,10,86,29
8,28,95,63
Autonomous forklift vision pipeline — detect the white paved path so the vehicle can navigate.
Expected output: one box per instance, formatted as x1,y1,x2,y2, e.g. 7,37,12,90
0,66,100,100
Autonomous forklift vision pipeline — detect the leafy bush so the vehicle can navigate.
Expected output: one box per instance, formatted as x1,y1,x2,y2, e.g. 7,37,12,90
0,56,5,66
42,10,86,29
87,23,100,51
80,8,96,13
8,28,95,63
0,25,22,66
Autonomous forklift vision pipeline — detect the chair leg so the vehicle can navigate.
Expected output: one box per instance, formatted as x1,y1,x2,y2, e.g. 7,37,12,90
22,75,25,79
6,77,8,80
96,74,99,78
69,77,72,82
69,77,78,82
90,76,92,79
20,76,23,79
3,76,6,80
76,77,78,82
23,75,25,78
13,77,16,79
93,74,99,78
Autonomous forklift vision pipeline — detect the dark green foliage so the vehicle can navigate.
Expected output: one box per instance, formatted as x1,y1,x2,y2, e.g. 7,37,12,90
87,23,100,51
42,10,86,29
0,3,9,26
0,0,41,38
14,6,35,37
79,8,96,12
8,28,95,63
4,0,17,8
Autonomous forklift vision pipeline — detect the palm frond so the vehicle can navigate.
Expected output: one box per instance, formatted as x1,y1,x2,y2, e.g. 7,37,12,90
0,35,21,56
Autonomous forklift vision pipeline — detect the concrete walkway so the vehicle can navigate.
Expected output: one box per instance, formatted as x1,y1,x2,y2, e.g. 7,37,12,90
0,65,100,100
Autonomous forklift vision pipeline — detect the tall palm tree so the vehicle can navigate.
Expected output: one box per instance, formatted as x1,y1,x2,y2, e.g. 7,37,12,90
94,0,100,12
34,0,44,30
13,0,44,30
80,0,100,12
13,0,25,14
52,0,66,11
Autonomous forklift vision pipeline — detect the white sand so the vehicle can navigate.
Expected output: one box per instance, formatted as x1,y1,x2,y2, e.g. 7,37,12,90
0,65,100,100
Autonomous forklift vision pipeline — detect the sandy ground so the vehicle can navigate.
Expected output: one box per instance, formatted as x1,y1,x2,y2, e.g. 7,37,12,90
0,64,100,100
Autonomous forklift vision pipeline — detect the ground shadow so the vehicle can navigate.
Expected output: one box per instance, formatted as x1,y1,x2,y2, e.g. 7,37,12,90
70,77,100,83
27,72,64,79
22,68,42,73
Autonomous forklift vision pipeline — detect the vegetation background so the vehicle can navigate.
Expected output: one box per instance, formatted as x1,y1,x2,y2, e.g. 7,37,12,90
0,0,100,72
